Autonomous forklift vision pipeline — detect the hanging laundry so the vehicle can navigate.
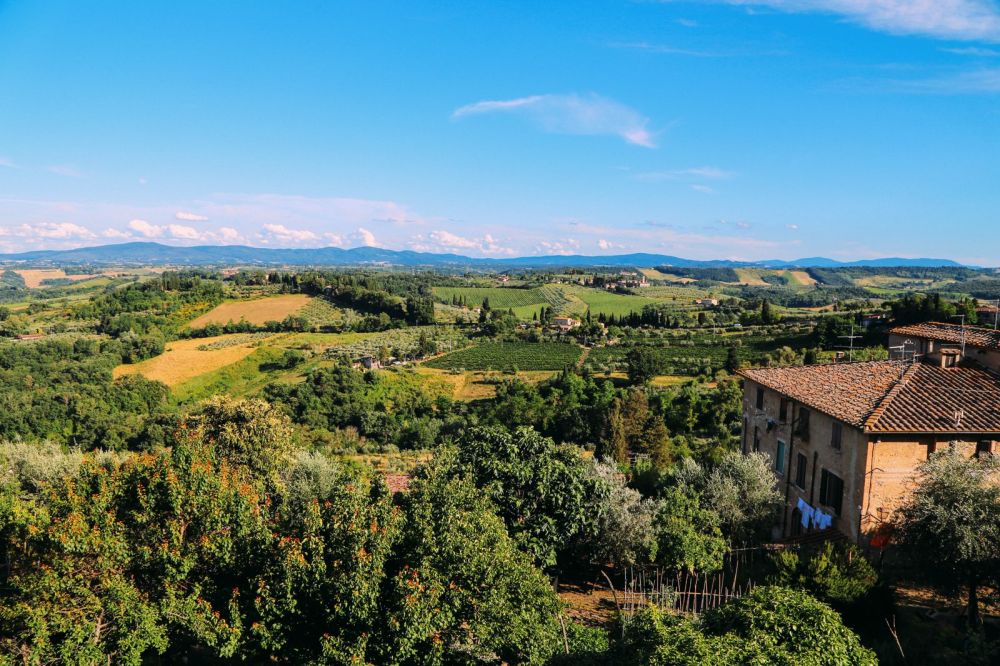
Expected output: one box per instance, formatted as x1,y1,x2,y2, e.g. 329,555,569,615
797,497,813,529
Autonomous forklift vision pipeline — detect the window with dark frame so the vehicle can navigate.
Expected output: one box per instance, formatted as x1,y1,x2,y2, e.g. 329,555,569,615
753,429,760,452
831,422,843,451
779,398,789,423
819,468,844,516
797,408,811,440
775,440,786,474
756,386,764,410
795,452,807,489
976,440,993,458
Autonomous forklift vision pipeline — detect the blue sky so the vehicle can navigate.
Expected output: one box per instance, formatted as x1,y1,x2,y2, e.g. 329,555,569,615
1,1,999,262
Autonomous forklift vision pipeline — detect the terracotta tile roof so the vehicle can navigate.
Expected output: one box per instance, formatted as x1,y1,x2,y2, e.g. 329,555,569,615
739,360,1000,435
864,362,1000,434
384,473,411,494
890,322,1000,351
738,361,905,429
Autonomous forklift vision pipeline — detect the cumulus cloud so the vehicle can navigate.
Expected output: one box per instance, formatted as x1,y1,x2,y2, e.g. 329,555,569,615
0,222,95,240
167,224,202,240
409,230,515,255
453,93,656,147
261,223,320,243
705,1,1000,42
598,239,625,251
352,228,377,247
102,228,132,239
128,219,162,238
175,211,209,222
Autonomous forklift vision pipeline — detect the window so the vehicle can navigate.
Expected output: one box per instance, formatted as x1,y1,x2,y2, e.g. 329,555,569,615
756,387,765,410
976,441,994,458
779,399,789,423
775,440,786,474
831,422,843,451
796,408,811,441
795,452,807,489
819,469,844,516
753,429,760,452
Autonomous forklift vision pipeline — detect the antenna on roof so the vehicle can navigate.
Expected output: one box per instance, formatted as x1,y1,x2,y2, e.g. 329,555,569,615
951,314,967,358
837,323,862,362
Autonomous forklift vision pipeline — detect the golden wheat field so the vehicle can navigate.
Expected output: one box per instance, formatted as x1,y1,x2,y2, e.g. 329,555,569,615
113,334,268,386
15,269,98,289
187,294,312,328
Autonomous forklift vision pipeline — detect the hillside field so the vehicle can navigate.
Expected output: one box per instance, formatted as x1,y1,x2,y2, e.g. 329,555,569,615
187,294,312,327
114,333,274,386
423,341,582,371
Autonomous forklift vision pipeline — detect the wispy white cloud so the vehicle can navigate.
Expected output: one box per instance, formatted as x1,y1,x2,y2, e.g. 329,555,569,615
786,223,800,230
636,166,736,181
175,211,209,222
892,67,1000,93
0,157,18,169
609,41,724,57
702,1,1000,42
690,184,716,194
47,164,84,178
941,46,1000,56
453,93,656,148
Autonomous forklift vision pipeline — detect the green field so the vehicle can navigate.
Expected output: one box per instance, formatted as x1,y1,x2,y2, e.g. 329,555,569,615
423,341,583,371
432,286,554,310
559,285,659,317
585,329,813,375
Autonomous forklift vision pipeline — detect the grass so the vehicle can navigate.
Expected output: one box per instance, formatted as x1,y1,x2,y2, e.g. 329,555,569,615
187,294,312,328
114,334,268,386
733,268,769,286
585,328,813,375
423,341,582,371
413,367,559,400
787,270,817,286
15,269,98,289
172,346,288,404
431,286,554,310
558,285,659,317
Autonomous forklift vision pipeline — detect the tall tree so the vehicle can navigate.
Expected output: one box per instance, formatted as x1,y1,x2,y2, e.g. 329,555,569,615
894,448,1000,627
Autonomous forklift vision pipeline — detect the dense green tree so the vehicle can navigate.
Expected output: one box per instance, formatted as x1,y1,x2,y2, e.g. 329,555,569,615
654,487,727,573
626,347,666,385
615,587,877,665
446,426,604,569
894,448,1000,626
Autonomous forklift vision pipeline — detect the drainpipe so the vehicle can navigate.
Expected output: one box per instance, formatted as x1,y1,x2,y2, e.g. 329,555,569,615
781,403,797,536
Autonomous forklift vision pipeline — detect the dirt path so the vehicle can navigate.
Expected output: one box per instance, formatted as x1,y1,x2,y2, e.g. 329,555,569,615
576,346,592,369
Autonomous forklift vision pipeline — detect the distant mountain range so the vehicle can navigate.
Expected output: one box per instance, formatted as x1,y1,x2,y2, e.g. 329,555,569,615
0,242,970,269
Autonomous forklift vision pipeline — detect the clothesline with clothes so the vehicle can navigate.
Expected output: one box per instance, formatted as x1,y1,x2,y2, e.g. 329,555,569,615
796,497,833,531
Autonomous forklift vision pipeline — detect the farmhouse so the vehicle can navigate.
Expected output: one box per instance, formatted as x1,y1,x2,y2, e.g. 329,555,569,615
695,298,720,307
738,329,1000,546
888,321,1000,370
552,317,579,331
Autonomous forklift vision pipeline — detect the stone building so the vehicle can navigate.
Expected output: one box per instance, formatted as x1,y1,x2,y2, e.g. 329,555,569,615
738,332,1000,545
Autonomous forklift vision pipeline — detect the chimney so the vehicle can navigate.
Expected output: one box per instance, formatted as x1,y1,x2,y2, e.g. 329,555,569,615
940,348,961,368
